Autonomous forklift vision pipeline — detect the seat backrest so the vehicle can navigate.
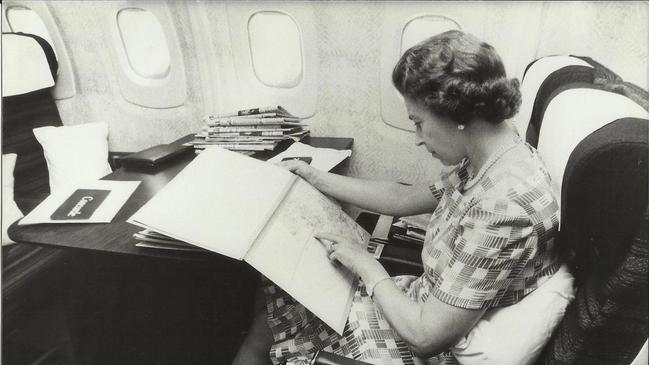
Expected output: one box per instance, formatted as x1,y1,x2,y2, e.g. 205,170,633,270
515,55,594,140
536,87,648,200
527,57,649,365
2,32,63,212
515,55,626,147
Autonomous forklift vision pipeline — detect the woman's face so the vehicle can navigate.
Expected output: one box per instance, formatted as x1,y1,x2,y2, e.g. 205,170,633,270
404,97,467,166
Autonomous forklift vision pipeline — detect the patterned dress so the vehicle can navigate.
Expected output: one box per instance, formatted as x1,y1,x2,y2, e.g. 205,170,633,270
264,138,560,365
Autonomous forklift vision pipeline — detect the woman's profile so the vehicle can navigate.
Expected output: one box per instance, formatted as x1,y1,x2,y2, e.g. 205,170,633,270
233,30,570,365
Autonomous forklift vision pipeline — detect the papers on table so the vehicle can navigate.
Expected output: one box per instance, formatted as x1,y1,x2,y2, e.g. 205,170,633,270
126,146,367,335
267,142,352,171
18,180,141,225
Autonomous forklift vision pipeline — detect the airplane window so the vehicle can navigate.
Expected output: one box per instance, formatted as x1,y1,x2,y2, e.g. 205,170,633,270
248,11,303,88
117,8,171,80
6,6,57,58
401,15,460,54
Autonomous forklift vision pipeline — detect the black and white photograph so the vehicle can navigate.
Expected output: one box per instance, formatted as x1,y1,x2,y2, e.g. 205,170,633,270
1,1,647,364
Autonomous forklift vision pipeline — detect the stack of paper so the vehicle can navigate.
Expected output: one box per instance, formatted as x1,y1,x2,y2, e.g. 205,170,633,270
388,213,432,246
134,229,205,252
185,106,310,154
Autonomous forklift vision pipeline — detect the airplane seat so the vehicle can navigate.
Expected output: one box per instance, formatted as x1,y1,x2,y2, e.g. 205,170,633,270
2,32,74,364
522,56,649,365
343,56,649,365
514,54,626,146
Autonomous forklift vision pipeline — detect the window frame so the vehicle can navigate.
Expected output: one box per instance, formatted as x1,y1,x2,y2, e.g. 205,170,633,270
247,10,304,89
108,1,187,108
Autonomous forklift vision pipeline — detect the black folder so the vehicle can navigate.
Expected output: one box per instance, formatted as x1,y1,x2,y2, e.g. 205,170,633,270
120,143,192,168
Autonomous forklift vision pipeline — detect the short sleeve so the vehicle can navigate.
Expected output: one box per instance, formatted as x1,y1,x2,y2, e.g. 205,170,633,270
429,158,470,201
429,198,536,309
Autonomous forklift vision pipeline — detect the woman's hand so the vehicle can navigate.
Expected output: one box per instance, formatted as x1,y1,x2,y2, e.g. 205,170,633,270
277,159,319,185
314,232,376,277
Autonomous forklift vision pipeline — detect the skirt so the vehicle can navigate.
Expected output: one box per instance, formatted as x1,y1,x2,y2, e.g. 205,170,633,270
263,275,456,365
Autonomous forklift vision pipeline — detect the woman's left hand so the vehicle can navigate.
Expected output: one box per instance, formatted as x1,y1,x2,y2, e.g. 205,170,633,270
314,232,375,277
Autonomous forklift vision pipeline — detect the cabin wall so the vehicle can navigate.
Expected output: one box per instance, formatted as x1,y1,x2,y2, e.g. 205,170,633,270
3,1,647,190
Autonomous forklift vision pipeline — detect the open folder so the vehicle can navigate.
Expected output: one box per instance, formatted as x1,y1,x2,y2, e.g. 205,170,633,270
127,147,369,334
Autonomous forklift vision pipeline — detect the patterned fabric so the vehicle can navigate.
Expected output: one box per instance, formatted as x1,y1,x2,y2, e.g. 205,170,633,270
265,276,420,365
418,139,561,310
265,137,560,365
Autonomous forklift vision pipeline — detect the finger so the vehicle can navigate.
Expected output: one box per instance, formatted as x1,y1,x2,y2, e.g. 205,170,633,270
314,232,346,243
315,237,335,251
277,160,300,171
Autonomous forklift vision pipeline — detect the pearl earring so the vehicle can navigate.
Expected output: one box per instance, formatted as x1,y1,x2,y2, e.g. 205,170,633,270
457,124,465,131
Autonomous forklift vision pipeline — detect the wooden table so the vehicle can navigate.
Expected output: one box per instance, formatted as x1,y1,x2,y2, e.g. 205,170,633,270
8,135,354,261
7,135,354,364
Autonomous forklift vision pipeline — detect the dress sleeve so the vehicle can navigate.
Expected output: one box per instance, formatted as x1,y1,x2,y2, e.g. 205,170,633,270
429,159,469,201
429,197,536,309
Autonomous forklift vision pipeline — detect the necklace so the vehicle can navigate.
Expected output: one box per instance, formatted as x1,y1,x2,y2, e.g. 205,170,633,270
463,135,523,190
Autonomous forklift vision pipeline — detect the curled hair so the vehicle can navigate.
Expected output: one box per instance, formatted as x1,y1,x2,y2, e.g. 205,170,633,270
392,30,521,125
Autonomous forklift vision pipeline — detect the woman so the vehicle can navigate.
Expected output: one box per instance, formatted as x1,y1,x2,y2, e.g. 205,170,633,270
233,30,561,365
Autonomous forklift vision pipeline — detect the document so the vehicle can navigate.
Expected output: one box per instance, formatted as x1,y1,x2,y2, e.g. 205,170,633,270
127,147,369,334
19,180,141,225
267,142,352,171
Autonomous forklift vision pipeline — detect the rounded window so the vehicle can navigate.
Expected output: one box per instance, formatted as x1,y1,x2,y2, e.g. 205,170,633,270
248,11,303,88
117,8,171,80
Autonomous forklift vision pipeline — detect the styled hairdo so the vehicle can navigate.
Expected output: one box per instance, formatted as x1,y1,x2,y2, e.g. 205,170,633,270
392,30,521,125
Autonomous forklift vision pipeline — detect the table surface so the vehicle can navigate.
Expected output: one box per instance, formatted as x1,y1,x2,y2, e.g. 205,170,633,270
8,135,353,261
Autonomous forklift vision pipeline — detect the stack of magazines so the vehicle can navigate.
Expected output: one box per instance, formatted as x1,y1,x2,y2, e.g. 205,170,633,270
185,106,310,154
388,213,432,246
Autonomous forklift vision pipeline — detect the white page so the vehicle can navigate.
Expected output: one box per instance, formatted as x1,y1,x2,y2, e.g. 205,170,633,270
245,178,370,334
267,142,352,171
127,147,295,260
19,180,140,225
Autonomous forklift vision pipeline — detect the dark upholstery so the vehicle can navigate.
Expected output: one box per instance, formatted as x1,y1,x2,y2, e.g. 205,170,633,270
2,33,63,213
525,55,649,364
2,32,68,333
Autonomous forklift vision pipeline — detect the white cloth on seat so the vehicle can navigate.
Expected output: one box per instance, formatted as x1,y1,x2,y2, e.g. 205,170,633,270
537,88,649,202
514,56,592,137
2,34,56,97
451,264,575,365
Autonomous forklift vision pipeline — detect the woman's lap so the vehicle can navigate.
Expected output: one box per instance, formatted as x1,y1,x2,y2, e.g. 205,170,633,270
263,276,422,365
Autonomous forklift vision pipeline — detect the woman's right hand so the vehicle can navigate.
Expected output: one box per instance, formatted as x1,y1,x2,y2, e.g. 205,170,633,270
278,159,319,185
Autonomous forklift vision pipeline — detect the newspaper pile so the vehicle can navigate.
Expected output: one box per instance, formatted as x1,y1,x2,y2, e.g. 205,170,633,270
185,106,310,154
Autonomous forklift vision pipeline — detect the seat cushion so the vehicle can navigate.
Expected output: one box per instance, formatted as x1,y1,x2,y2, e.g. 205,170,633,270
33,122,112,193
452,265,575,365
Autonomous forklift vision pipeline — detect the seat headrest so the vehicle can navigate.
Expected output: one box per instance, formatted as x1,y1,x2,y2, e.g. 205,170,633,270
536,87,649,204
2,32,58,97
515,55,593,138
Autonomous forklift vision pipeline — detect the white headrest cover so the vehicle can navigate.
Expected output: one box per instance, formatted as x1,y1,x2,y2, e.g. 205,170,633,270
2,34,56,97
514,56,593,137
538,88,649,204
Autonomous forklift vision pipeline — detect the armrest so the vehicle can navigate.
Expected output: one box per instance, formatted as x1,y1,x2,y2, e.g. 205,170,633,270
378,243,424,276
